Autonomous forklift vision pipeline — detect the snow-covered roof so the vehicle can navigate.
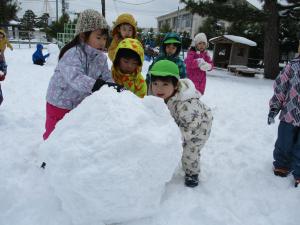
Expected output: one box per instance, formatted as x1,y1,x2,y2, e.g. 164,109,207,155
209,35,257,47
247,0,293,10
9,20,21,25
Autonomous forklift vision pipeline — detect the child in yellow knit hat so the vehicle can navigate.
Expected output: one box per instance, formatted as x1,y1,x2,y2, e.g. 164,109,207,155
108,13,137,61
111,38,147,98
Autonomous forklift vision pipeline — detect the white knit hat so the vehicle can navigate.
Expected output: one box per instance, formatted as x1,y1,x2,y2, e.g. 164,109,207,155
194,33,208,47
75,9,108,35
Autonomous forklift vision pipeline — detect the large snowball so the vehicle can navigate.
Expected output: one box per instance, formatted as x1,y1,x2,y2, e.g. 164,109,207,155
46,43,60,65
39,87,182,225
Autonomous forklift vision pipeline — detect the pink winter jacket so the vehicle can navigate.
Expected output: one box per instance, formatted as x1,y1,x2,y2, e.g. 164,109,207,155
184,50,213,94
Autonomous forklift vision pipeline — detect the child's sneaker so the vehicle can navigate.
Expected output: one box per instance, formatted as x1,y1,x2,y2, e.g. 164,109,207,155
295,179,300,188
273,167,290,177
184,174,199,188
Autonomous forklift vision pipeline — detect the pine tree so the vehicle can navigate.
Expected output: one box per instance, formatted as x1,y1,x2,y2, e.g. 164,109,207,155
198,17,226,41
36,13,50,29
159,22,172,33
44,13,70,40
20,10,37,31
0,0,20,26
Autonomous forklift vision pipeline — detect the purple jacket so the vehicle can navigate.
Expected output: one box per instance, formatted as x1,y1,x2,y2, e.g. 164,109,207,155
46,43,112,110
269,57,300,126
184,50,213,94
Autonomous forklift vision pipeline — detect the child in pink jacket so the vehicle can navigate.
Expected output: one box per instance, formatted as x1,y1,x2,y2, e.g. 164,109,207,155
184,33,213,95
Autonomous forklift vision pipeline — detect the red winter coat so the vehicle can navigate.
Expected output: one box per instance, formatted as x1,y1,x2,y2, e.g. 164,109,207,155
184,50,213,94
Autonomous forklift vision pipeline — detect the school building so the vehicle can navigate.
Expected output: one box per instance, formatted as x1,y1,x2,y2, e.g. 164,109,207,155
156,0,258,38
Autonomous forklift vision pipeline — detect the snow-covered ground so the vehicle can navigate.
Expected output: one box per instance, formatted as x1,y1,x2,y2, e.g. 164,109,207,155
0,45,299,225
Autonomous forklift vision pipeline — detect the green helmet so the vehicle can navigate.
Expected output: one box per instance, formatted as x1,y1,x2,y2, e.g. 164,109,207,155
150,60,180,79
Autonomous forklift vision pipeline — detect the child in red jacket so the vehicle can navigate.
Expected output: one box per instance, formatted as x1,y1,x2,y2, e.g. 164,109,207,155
184,33,213,95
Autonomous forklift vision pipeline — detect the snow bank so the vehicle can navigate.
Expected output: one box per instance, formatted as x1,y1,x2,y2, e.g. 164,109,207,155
38,87,182,225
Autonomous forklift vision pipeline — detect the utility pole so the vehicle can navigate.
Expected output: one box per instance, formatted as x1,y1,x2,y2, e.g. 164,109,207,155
62,0,66,15
176,6,179,33
56,0,58,21
101,0,105,17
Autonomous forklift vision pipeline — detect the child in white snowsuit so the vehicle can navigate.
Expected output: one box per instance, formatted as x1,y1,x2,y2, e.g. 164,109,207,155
148,60,213,187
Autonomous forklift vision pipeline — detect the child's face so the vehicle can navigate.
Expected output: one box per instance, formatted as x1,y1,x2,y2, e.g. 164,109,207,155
119,57,139,74
196,42,206,52
0,34,4,40
86,29,107,50
151,79,177,101
119,24,134,38
165,44,177,56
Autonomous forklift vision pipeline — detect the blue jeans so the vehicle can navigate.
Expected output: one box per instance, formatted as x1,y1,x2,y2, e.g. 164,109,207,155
0,84,3,105
273,121,300,179
0,61,7,74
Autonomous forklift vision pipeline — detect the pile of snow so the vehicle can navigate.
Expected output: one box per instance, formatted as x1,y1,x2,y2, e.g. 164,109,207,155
2,45,299,225
37,87,182,225
46,43,60,65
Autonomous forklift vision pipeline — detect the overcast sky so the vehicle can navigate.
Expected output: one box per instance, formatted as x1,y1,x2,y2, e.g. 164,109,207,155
18,0,186,28
19,0,288,28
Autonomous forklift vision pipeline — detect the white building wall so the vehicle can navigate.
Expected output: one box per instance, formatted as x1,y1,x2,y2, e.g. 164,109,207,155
156,8,207,39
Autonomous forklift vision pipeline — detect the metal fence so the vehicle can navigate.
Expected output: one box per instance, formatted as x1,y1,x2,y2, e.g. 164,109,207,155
9,30,51,48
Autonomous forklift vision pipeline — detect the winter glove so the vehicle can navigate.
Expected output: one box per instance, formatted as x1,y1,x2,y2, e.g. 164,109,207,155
106,82,125,92
267,108,277,125
196,58,205,67
200,62,212,71
0,71,5,81
197,58,212,71
92,78,107,92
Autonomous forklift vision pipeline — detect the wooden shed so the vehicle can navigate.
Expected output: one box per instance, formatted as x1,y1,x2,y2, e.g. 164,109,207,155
209,35,257,68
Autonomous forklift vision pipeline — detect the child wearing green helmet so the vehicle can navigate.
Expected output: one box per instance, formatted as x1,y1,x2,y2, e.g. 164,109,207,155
148,60,213,187
146,32,187,89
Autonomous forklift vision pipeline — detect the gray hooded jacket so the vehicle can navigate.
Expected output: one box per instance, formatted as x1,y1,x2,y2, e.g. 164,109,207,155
46,43,112,110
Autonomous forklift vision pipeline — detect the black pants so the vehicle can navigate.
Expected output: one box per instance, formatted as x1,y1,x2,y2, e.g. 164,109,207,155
33,59,45,66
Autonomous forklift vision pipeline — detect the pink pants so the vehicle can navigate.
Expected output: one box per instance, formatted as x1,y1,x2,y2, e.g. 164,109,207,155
43,102,70,140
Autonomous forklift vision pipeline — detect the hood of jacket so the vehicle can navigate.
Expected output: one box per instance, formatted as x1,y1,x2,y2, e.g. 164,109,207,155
111,38,146,98
112,38,144,74
112,13,137,38
0,29,6,37
170,79,202,102
161,32,182,57
36,43,43,51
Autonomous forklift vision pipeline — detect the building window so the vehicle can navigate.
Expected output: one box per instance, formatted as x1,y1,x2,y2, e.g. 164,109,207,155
173,17,178,28
158,21,162,29
180,14,191,28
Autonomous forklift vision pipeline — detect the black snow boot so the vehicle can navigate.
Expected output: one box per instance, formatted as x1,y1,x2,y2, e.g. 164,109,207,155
184,174,199,188
295,179,300,188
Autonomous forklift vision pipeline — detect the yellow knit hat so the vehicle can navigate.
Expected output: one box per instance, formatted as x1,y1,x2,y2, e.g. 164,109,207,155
112,13,137,37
